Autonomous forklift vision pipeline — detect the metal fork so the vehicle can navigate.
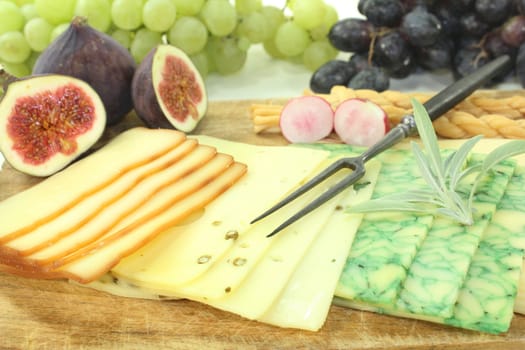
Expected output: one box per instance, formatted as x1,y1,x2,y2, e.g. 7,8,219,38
252,54,513,237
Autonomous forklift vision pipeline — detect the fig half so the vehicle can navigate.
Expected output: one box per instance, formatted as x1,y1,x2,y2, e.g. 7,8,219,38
132,44,207,133
32,17,136,126
0,74,106,177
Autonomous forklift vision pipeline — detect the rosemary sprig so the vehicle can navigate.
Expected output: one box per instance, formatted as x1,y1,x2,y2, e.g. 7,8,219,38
349,98,525,225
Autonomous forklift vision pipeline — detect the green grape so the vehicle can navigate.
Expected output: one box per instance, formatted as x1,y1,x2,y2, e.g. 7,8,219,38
309,4,338,41
274,21,311,57
302,40,338,71
50,23,70,42
130,28,162,63
23,17,53,52
0,1,25,35
171,0,204,16
143,0,177,33
110,28,134,49
0,31,32,64
20,4,38,22
236,36,251,51
111,0,143,31
235,0,262,15
167,16,207,55
261,5,285,38
0,60,30,77
263,38,286,59
237,11,269,44
189,51,209,77
34,0,76,26
200,0,237,37
290,0,326,30
206,36,247,75
74,0,112,33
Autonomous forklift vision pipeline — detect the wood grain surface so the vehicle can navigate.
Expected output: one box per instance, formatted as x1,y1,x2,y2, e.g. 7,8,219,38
1,100,525,350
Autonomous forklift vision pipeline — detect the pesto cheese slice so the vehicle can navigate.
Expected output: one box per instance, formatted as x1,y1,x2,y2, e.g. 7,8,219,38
395,157,516,319
336,148,433,305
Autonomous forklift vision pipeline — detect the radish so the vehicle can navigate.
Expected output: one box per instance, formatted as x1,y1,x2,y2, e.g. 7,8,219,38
333,98,390,147
279,96,334,143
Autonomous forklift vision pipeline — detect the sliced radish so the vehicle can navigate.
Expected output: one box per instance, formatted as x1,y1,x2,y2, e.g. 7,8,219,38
279,96,334,143
333,98,390,147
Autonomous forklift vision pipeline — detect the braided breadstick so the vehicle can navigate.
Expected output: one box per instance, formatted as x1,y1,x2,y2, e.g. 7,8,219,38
251,86,525,139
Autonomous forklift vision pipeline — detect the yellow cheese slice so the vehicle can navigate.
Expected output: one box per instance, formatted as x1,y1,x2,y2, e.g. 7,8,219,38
111,138,330,286
0,127,186,243
259,160,381,331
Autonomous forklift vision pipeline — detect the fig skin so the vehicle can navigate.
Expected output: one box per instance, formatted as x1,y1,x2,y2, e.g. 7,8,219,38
132,44,207,133
32,17,135,126
132,49,174,130
0,74,106,177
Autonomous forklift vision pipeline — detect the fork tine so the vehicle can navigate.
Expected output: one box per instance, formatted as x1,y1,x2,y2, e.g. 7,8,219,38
266,168,365,237
250,157,351,225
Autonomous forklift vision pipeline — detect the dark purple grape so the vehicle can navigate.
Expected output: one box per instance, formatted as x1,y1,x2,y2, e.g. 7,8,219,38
328,18,374,53
453,47,490,79
358,0,368,14
349,52,372,71
389,53,416,78
501,15,525,47
310,60,358,93
432,2,462,36
459,12,491,37
484,29,517,58
362,0,404,27
372,30,411,72
416,38,453,70
475,0,513,25
516,43,525,87
348,67,390,92
435,0,474,15
400,6,442,47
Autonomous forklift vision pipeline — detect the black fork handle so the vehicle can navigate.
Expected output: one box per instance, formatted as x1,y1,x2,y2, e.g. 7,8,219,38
361,54,513,163
424,55,512,121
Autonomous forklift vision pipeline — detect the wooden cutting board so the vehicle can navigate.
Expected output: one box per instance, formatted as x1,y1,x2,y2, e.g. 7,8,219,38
1,100,525,350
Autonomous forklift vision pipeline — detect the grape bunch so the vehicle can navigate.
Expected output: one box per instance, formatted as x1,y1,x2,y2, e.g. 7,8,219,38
310,0,525,93
0,0,340,80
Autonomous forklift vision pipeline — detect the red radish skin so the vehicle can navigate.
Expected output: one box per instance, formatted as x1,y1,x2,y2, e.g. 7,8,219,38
334,98,390,147
279,96,334,143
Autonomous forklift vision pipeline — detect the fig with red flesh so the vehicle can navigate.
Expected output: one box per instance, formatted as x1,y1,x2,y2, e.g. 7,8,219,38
0,74,106,177
32,17,135,126
132,44,207,133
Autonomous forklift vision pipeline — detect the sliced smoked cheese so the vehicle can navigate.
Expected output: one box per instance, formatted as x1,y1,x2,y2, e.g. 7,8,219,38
23,143,216,266
2,139,199,259
0,127,186,243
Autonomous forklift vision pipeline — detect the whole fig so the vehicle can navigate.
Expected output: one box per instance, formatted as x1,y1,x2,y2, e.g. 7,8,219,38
132,44,207,133
32,17,135,125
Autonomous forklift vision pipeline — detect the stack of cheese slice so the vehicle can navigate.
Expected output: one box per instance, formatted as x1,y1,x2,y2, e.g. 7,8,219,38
0,128,247,283
84,136,381,331
83,137,525,334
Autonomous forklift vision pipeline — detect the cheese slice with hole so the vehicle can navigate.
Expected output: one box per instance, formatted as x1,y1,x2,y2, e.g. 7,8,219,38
111,138,331,287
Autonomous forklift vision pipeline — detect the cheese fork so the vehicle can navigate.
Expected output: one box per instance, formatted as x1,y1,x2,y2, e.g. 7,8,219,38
252,54,513,238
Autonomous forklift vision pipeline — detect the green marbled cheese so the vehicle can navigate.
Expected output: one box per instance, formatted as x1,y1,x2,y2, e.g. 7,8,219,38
395,157,516,319
445,166,525,333
336,149,433,305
